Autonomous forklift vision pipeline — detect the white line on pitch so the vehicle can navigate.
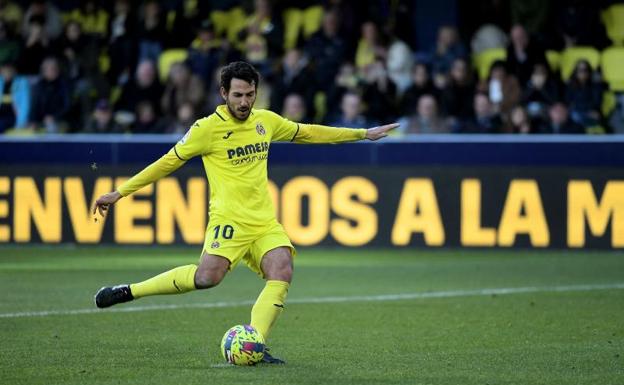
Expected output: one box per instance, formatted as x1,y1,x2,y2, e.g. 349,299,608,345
1,283,623,319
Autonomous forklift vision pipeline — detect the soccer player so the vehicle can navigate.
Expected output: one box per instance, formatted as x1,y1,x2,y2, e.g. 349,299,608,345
93,61,398,364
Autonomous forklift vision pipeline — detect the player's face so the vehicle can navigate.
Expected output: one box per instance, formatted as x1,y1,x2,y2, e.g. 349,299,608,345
221,78,256,121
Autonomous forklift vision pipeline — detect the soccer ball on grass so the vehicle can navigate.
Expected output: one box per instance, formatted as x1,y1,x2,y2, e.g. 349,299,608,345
221,324,265,365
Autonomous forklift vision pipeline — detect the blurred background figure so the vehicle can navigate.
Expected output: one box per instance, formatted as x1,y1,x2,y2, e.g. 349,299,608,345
505,24,546,86
564,59,603,128
401,94,450,134
281,93,308,122
29,57,70,133
459,92,502,133
330,92,368,128
161,61,205,119
167,101,196,134
85,99,121,133
116,59,163,115
0,60,29,132
540,102,585,134
430,25,467,74
508,105,533,134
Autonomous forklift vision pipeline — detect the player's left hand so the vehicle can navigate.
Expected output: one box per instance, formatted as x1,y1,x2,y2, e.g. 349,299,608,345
366,123,400,141
93,191,122,217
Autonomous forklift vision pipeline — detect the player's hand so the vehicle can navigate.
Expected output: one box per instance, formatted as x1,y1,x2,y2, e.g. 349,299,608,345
93,191,122,217
366,123,400,141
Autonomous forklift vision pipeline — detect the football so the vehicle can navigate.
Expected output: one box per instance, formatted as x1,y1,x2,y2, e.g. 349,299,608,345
221,324,265,365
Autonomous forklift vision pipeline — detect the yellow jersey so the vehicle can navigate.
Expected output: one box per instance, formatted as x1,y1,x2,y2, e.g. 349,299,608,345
117,104,367,226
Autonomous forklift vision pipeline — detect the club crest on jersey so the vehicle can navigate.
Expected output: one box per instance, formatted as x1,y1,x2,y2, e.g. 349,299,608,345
256,122,266,136
211,241,220,249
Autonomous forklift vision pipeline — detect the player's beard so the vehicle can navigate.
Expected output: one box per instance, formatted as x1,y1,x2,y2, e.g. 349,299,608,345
226,99,253,121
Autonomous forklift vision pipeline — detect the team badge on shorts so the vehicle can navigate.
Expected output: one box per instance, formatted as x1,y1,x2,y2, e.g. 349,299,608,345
211,241,220,249
256,122,266,136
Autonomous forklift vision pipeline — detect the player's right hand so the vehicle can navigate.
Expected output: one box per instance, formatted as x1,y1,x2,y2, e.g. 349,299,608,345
93,191,122,217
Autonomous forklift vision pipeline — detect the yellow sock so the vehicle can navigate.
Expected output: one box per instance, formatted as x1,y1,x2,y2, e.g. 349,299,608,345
129,264,197,299
250,280,289,340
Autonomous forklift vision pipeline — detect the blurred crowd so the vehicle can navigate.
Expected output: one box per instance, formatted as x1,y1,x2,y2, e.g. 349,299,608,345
0,0,623,135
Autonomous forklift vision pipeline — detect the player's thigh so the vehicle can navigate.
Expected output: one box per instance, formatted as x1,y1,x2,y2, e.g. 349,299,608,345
203,219,252,272
246,222,296,279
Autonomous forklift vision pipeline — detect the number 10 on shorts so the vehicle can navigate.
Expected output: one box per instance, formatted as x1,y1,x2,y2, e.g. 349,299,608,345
213,225,234,239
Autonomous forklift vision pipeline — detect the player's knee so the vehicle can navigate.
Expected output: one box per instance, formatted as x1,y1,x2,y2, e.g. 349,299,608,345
263,248,293,283
194,267,226,289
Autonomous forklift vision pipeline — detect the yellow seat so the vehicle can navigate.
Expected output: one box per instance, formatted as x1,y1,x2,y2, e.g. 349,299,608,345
283,8,303,51
601,47,624,91
545,50,561,72
210,7,247,43
158,49,188,82
602,4,624,46
283,6,324,51
473,48,507,80
559,46,600,81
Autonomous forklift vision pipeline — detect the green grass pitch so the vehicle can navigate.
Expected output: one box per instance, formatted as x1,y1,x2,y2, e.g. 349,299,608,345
0,247,623,385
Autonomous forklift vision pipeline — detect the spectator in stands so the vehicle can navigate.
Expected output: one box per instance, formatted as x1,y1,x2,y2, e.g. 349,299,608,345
29,57,70,132
0,60,29,132
470,24,508,55
116,59,164,115
361,58,397,124
505,24,547,86
305,8,346,92
485,60,521,118
458,92,502,133
609,94,624,134
17,15,52,76
355,21,386,71
85,99,121,133
386,32,414,95
281,93,308,122
508,105,533,134
108,0,137,84
55,20,100,130
326,62,360,121
539,102,585,134
270,49,313,117
238,0,284,77
137,0,167,63
401,94,450,134
441,58,475,122
167,101,196,134
522,62,561,122
187,20,224,89
132,100,167,133
430,25,467,74
161,61,205,118
66,0,109,42
0,0,23,36
401,63,436,116
0,20,20,67
565,59,603,127
21,1,62,40
330,92,368,128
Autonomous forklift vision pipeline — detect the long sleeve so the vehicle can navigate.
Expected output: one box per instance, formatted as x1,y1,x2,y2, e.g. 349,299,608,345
116,149,186,197
292,124,367,144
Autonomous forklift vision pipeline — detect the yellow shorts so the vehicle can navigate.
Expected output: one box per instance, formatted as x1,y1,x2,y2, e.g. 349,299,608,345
202,218,296,277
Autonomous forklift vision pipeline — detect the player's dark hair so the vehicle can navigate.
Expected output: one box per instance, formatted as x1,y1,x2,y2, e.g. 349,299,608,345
220,61,260,92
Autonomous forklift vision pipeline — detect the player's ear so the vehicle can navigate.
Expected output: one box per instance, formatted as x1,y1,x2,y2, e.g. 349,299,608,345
219,87,227,101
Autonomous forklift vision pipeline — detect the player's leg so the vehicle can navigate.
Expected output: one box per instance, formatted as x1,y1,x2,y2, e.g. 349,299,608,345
250,246,293,364
250,246,293,336
94,251,230,308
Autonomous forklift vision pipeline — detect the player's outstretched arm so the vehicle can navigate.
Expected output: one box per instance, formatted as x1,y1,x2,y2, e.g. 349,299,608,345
92,150,186,218
291,122,400,144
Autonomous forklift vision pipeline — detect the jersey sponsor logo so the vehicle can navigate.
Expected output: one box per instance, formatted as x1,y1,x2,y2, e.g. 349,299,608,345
227,141,269,159
256,122,266,136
